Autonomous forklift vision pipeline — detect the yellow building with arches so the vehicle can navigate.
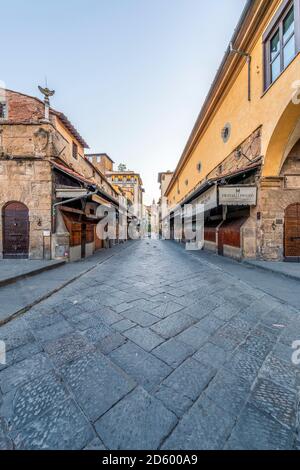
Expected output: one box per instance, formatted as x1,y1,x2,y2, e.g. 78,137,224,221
165,0,300,261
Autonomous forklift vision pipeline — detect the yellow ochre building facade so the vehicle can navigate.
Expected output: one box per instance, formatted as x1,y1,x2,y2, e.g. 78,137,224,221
165,0,300,261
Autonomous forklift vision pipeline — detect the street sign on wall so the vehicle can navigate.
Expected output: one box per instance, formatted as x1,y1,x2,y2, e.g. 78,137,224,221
218,185,257,206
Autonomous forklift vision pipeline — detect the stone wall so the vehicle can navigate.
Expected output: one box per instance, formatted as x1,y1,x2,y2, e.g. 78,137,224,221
2,90,118,200
253,140,300,261
0,158,52,259
0,90,124,261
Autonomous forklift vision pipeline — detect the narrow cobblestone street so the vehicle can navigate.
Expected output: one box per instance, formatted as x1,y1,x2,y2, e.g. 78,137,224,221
0,240,300,450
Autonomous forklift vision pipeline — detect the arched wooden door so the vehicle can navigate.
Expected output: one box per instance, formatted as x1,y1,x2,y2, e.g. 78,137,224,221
285,203,300,262
3,202,29,259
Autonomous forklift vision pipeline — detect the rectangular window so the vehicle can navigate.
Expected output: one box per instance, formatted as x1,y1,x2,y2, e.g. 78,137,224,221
0,102,7,119
72,142,78,160
264,1,300,89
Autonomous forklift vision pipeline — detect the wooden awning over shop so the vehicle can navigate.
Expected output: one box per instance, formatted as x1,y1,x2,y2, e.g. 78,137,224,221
60,208,99,225
91,194,112,208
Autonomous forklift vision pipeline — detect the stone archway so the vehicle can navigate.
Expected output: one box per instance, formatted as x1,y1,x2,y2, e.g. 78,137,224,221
263,99,300,178
2,202,29,259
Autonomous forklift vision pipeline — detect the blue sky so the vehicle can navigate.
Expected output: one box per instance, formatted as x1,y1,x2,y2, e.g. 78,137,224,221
1,0,246,204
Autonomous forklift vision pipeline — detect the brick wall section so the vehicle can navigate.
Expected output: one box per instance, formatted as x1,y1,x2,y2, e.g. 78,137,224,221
5,90,44,122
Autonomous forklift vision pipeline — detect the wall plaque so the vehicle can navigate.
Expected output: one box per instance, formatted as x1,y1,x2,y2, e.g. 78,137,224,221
285,175,300,189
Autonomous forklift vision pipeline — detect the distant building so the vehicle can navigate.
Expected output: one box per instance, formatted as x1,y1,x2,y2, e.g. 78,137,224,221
157,171,174,235
86,154,144,219
85,153,114,175
158,171,174,201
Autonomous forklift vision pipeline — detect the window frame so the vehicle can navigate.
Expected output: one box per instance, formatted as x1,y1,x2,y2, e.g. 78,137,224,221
72,142,78,160
263,0,300,90
0,102,7,120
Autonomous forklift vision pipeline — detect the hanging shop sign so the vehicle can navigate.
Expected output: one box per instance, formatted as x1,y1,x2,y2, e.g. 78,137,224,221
218,185,257,206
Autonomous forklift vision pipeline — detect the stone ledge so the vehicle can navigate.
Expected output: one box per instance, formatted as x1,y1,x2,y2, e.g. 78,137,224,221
242,259,300,282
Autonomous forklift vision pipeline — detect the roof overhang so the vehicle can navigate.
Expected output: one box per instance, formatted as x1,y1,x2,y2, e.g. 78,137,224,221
163,160,261,220
52,111,89,149
184,161,261,206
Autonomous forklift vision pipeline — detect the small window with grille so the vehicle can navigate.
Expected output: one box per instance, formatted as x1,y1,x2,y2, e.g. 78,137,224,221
72,142,78,160
0,102,7,119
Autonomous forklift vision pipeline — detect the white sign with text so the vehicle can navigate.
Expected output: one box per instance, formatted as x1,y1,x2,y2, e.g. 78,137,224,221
219,185,257,206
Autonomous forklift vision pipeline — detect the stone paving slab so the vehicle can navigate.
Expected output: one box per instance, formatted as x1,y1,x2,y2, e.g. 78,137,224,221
249,379,298,429
152,338,196,368
0,418,13,450
84,437,106,450
95,387,177,450
151,312,196,339
59,351,136,422
193,342,231,367
11,398,94,450
225,403,294,450
162,395,236,450
203,369,251,418
154,385,193,418
109,342,172,392
1,372,69,432
1,240,300,450
0,318,35,352
124,326,164,352
122,308,161,327
176,325,209,349
42,332,95,367
161,358,216,402
0,341,42,372
0,353,53,394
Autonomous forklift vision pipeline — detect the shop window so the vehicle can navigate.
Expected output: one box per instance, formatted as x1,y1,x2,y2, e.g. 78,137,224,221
72,142,78,160
0,102,7,119
263,1,299,89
